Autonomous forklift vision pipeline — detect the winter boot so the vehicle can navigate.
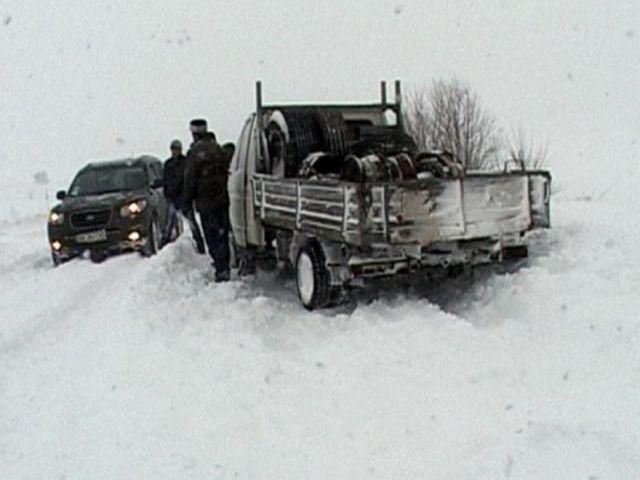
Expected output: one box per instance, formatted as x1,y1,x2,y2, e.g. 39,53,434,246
215,270,231,283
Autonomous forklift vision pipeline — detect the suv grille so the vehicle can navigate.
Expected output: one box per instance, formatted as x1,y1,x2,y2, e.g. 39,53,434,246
71,209,111,228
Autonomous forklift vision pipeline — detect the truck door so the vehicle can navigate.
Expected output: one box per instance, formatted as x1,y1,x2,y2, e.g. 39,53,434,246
228,116,255,248
244,116,266,248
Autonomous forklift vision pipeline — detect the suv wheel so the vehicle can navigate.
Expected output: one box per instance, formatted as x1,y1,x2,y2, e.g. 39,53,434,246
52,253,63,267
90,250,107,263
141,218,160,257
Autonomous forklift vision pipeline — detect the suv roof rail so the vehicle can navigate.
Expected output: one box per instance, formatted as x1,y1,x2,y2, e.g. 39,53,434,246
84,156,157,170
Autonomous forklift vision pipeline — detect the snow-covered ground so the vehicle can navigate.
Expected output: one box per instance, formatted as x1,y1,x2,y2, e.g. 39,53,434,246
1,193,638,479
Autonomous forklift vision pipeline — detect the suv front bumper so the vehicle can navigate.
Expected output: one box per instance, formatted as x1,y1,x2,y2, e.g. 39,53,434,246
48,215,152,260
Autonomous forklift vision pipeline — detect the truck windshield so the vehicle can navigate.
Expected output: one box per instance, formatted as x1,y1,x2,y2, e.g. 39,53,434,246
68,166,148,196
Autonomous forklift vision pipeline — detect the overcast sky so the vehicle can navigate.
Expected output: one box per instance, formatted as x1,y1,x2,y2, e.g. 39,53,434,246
0,0,638,195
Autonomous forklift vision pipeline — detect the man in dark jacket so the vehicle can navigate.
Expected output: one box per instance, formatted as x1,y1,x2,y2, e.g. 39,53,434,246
184,119,231,282
162,139,205,253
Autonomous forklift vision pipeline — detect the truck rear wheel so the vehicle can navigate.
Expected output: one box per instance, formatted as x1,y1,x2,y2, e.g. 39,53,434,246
296,240,333,310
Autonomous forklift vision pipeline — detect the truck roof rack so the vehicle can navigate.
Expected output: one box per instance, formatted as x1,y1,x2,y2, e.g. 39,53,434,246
256,80,401,111
255,80,403,133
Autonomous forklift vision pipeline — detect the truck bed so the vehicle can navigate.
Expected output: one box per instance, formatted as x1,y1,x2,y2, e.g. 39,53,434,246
252,171,551,247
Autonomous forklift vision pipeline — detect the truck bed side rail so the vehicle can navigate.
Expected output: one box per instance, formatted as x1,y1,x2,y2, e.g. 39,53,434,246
252,175,375,245
252,171,551,247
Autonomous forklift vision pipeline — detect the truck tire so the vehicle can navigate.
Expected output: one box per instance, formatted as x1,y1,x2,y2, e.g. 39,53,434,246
315,110,348,158
267,110,322,177
296,239,333,310
266,119,288,177
285,111,321,177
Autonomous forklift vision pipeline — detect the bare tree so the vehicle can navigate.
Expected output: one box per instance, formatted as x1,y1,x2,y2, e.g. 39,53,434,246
403,79,502,170
506,128,549,170
403,87,432,153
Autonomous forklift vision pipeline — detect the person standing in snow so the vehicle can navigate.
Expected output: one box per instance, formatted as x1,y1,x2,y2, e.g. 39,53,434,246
162,139,206,253
222,142,236,165
183,119,231,282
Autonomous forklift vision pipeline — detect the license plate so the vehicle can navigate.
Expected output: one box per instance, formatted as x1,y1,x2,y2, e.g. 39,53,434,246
76,229,107,244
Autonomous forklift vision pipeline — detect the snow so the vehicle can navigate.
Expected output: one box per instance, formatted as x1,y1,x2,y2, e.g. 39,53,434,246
1,0,639,478
1,195,639,479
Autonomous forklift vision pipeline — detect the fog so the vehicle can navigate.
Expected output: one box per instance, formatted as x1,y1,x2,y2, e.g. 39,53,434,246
1,0,638,196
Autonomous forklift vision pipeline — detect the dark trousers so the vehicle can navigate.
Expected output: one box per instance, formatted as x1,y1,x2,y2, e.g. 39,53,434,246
199,208,230,275
162,201,179,243
181,202,205,252
165,199,204,252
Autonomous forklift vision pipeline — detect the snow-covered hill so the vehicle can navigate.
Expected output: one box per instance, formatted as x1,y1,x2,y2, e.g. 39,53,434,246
1,196,638,479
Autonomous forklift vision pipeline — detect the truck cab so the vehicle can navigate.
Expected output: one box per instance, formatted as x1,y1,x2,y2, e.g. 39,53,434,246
228,114,262,251
229,81,405,256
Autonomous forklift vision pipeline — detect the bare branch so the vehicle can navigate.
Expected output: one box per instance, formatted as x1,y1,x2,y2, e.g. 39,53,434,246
506,128,549,169
403,78,501,171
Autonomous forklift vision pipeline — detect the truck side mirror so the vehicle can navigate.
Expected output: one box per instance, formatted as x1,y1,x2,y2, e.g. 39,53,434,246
56,190,66,200
151,178,164,189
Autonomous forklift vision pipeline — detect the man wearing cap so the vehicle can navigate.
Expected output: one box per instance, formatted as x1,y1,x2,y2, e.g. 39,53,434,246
162,139,205,253
184,119,231,282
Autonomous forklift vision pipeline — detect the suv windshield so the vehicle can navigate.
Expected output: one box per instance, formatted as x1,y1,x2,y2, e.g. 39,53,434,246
68,166,148,196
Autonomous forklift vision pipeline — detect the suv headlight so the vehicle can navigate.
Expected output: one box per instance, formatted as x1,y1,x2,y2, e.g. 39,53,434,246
48,211,64,225
120,199,147,217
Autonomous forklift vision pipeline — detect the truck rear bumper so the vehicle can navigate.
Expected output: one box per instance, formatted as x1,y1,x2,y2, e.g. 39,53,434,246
334,236,528,281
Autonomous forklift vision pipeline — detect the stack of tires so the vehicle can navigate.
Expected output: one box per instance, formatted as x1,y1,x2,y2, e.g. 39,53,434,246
266,109,349,178
265,109,450,183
